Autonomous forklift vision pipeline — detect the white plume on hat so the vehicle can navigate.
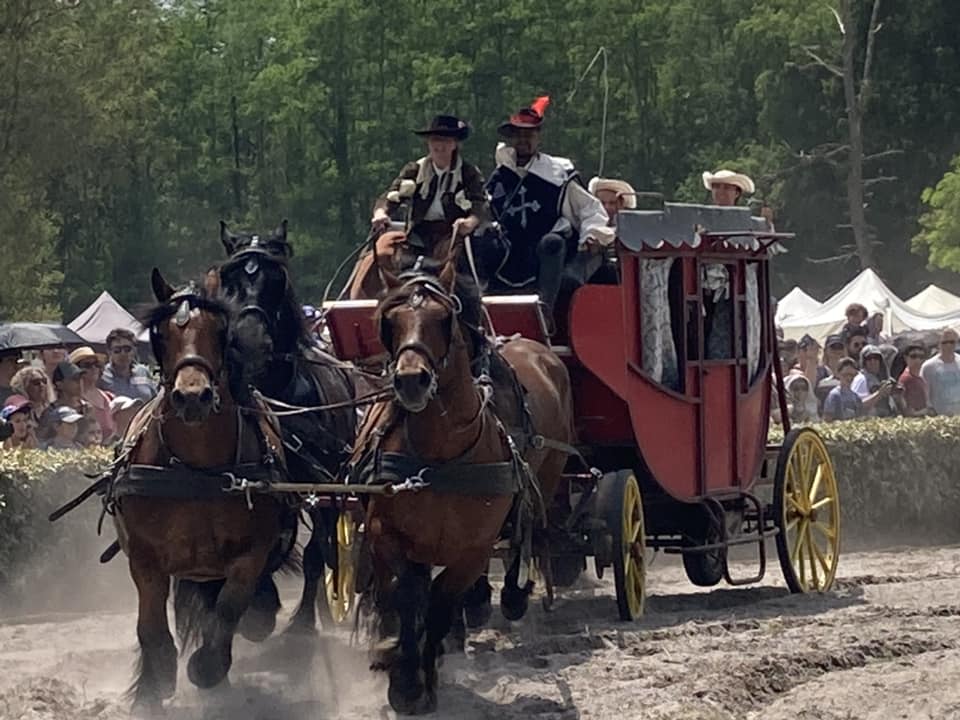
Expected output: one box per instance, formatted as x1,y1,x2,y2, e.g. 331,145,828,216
702,169,755,195
588,177,638,209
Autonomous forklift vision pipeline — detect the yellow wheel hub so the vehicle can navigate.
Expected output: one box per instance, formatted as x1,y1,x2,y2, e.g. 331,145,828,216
324,513,357,624
780,430,840,592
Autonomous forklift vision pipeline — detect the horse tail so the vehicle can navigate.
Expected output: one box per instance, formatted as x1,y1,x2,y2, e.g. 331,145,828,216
173,578,223,653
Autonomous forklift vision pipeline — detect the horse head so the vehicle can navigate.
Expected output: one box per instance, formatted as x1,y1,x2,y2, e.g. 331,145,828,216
146,268,230,424
376,251,482,412
217,220,308,392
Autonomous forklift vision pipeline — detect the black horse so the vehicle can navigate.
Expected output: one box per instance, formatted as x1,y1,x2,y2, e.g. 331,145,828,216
216,219,359,633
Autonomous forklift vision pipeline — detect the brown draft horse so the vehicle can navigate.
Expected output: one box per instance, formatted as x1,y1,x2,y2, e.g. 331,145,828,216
346,229,457,300
114,269,288,712
354,251,574,714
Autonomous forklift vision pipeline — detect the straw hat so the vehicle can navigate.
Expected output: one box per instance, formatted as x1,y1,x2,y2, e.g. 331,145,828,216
588,177,638,209
68,346,107,367
702,169,755,195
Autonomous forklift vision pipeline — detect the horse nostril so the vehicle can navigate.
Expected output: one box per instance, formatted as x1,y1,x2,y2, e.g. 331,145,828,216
199,387,214,405
417,368,432,389
170,389,186,409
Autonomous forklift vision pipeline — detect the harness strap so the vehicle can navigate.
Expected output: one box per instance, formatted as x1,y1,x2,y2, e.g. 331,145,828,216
352,451,520,496
114,462,277,500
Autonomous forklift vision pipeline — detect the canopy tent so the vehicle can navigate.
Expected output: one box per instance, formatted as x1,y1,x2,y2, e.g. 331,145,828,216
780,269,960,341
67,291,151,353
905,284,960,316
775,287,821,325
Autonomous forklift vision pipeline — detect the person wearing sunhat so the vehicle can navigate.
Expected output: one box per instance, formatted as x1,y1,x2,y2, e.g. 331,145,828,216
69,346,115,440
44,405,84,451
2,395,37,450
702,169,755,207
370,114,487,261
481,96,612,326
588,177,637,227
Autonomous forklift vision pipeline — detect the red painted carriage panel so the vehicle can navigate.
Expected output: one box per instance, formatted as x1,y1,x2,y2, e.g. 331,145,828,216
737,369,771,489
701,364,736,493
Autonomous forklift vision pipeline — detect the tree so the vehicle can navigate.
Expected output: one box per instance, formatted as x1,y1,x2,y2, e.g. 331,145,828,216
913,155,960,272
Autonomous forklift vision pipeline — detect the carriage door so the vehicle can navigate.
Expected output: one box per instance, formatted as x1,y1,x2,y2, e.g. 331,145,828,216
696,258,739,494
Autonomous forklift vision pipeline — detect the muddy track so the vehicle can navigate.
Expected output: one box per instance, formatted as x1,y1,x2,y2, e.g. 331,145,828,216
3,545,960,719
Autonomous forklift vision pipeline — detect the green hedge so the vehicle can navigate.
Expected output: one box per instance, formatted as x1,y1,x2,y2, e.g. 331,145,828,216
770,417,960,545
0,448,118,612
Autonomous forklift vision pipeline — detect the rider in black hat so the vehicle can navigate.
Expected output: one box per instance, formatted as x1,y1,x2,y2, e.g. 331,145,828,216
371,114,488,262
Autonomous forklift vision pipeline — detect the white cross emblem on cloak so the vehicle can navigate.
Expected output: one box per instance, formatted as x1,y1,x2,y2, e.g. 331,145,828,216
504,186,542,229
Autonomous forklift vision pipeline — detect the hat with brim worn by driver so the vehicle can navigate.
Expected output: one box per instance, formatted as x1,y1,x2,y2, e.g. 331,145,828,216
498,96,551,136
702,169,755,195
588,177,638,210
413,115,471,141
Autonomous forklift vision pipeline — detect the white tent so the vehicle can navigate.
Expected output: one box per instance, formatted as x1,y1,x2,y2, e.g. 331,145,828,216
905,284,960,315
775,287,821,325
780,269,960,341
68,291,150,351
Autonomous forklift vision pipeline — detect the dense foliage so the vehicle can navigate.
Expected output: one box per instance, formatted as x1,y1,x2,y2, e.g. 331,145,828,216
2,0,960,320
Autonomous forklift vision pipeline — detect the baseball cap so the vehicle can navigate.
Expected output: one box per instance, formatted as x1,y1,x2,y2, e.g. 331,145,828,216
825,334,844,348
1,395,31,420
54,405,84,424
53,360,85,383
109,395,143,414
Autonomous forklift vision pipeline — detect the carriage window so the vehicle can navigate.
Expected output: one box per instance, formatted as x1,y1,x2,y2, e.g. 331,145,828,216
745,263,762,381
704,263,734,359
640,258,679,390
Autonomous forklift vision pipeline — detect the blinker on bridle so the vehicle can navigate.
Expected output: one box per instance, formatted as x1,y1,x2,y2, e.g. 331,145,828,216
153,289,225,404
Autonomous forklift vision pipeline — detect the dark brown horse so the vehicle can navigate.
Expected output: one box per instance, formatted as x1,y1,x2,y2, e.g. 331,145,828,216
354,250,574,714
114,269,288,712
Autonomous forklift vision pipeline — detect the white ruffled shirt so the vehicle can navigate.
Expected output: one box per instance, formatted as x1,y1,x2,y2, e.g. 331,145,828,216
494,144,613,247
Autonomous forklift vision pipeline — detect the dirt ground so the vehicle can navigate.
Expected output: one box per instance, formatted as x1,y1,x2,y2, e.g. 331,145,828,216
3,542,960,720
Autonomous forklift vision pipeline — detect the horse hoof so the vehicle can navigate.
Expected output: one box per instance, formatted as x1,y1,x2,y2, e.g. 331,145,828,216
387,672,427,715
369,641,400,672
499,588,530,622
130,697,166,719
238,609,277,643
464,599,492,629
187,647,229,689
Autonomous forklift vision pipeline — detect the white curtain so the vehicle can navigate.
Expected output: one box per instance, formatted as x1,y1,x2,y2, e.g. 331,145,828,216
641,258,679,390
746,264,761,382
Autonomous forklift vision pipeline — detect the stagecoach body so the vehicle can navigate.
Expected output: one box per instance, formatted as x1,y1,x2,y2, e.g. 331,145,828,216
322,202,841,621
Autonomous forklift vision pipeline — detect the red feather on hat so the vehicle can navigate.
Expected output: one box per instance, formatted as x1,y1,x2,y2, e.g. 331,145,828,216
530,95,550,118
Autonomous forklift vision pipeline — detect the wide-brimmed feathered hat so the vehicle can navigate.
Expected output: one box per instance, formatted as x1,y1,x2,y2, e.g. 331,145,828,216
498,96,551,136
413,115,470,141
702,169,755,195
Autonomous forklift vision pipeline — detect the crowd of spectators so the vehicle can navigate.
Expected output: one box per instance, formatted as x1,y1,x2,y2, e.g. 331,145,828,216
776,302,960,425
0,328,157,453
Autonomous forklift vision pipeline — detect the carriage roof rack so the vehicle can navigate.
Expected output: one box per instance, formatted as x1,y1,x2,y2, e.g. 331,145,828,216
617,202,791,253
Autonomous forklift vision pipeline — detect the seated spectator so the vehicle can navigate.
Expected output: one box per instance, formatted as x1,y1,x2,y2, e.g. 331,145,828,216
69,346,115,440
0,351,22,405
44,405,84,450
921,328,960,416
823,358,864,422
76,417,103,447
852,345,902,417
99,329,157,402
898,343,932,417
2,395,37,450
10,366,53,442
841,303,868,339
108,395,144,445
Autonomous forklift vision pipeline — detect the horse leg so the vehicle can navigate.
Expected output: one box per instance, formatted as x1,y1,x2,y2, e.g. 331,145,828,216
186,554,264,689
421,557,491,714
238,572,281,642
500,551,535,622
128,556,177,713
386,562,430,715
462,570,493,629
287,507,329,634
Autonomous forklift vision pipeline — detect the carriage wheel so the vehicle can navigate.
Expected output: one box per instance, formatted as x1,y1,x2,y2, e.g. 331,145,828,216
682,519,725,588
324,512,358,624
773,428,841,593
596,470,645,620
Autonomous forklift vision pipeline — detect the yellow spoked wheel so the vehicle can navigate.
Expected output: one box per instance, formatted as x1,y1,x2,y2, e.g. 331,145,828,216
596,470,645,620
773,428,841,593
324,512,358,624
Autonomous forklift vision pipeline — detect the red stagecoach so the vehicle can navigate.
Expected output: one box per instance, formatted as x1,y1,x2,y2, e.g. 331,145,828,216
322,202,841,621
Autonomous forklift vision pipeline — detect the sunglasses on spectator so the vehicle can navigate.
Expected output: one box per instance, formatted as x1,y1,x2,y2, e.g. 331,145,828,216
827,343,844,350
29,378,48,386
942,340,957,346
907,352,926,359
111,345,134,354
78,361,99,370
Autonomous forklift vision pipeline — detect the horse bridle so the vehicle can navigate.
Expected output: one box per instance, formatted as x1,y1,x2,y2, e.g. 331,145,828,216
152,289,226,409
383,275,463,380
222,247,289,337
